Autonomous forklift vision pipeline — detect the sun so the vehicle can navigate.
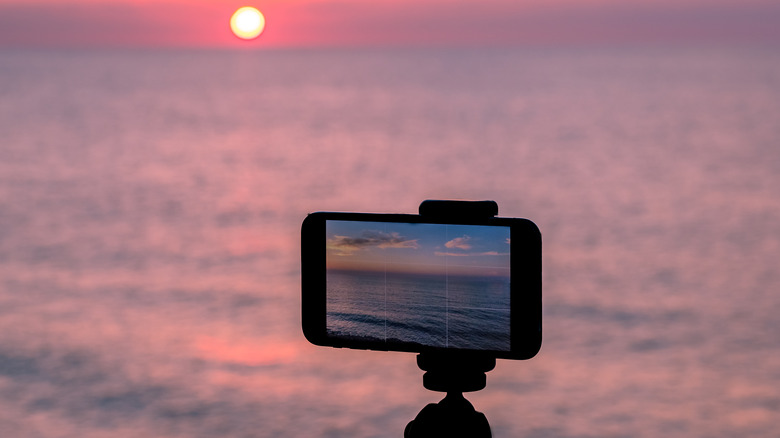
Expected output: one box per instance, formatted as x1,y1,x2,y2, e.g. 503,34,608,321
230,6,266,40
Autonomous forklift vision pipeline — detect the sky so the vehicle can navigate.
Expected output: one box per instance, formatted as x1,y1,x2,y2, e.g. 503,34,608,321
326,221,511,276
0,0,779,48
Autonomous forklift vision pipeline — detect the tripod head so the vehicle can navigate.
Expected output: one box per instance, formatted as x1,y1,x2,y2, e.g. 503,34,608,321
417,351,496,392
405,352,496,438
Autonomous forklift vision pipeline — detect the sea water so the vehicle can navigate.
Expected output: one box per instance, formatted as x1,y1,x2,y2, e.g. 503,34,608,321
327,270,511,351
0,47,779,437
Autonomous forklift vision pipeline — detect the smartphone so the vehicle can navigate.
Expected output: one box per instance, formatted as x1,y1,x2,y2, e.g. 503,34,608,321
301,211,541,360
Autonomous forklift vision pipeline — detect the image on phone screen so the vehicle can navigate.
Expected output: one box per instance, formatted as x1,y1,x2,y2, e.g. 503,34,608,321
325,220,512,351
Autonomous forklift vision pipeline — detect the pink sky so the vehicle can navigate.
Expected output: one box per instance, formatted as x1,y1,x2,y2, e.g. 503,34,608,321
0,0,778,48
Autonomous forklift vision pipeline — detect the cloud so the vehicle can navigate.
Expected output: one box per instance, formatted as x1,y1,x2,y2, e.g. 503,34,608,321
327,231,418,256
445,235,472,250
435,251,506,257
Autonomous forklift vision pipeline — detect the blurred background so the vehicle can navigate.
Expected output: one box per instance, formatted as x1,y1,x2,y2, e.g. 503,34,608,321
1,1,779,436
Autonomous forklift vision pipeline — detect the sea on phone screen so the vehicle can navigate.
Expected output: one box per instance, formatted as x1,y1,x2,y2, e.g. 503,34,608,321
326,270,511,351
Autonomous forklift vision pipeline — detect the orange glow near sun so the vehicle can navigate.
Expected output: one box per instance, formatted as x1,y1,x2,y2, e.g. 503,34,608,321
230,6,266,40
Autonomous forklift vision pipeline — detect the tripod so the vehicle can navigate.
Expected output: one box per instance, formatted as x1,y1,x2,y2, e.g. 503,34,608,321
405,352,496,438
404,200,502,437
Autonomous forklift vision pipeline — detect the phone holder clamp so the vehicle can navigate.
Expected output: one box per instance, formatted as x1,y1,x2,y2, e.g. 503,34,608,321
418,199,498,220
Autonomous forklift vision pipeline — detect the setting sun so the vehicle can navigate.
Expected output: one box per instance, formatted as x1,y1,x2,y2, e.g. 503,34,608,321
230,6,265,40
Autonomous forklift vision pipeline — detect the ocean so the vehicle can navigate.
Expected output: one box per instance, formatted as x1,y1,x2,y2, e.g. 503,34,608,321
0,47,779,437
326,270,511,351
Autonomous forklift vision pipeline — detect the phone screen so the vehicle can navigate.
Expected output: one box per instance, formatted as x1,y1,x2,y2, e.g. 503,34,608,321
325,220,512,351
